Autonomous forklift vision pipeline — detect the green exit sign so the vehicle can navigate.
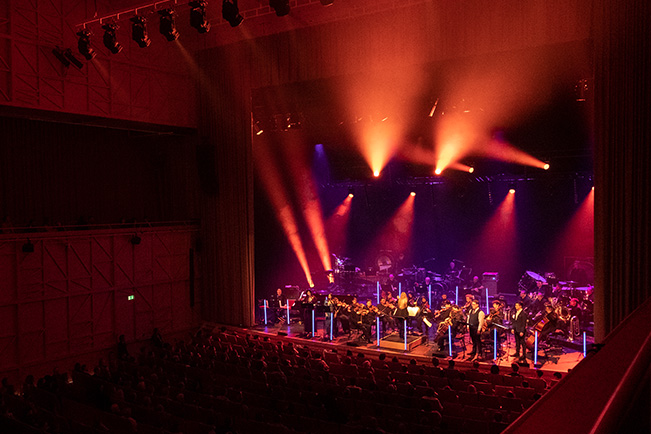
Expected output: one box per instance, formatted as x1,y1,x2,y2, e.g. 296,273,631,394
127,295,135,301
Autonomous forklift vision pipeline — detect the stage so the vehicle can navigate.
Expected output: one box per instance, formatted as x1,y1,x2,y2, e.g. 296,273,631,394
243,320,587,372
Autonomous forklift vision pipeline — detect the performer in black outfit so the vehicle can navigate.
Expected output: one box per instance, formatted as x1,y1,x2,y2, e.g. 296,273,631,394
467,300,485,361
299,289,316,337
271,288,287,323
539,304,558,341
467,276,484,297
511,301,528,362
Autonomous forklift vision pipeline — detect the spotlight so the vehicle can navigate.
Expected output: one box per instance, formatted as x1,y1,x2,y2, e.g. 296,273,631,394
592,186,594,191
373,170,380,177
102,23,122,54
508,183,516,194
270,0,290,16
52,47,71,67
348,187,354,198
434,168,442,175
131,16,151,48
254,121,263,135
410,192,416,197
543,163,550,170
22,240,35,253
320,0,334,5
468,166,475,173
190,1,211,33
64,49,84,69
222,0,244,27
130,235,142,245
76,29,96,60
159,9,179,41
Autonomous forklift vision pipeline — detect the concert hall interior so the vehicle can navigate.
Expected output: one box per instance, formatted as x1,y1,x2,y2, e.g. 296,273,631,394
0,1,649,434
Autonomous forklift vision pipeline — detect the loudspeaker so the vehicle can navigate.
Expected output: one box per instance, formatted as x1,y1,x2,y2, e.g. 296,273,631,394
277,331,288,336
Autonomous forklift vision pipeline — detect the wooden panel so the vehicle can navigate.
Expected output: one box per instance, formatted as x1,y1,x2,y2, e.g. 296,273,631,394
0,227,198,374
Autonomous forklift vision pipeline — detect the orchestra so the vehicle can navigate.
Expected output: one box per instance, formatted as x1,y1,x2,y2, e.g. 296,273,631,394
262,262,591,366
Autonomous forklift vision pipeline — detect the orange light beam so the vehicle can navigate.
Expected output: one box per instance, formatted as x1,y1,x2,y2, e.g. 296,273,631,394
466,192,517,283
549,188,594,263
325,195,353,256
254,138,314,287
369,194,416,256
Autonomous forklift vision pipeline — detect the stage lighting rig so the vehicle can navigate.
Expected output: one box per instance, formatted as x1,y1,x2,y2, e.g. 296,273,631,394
52,47,71,67
131,16,151,48
222,0,244,27
76,29,96,60
270,0,290,16
102,23,122,54
159,9,179,41
190,1,211,33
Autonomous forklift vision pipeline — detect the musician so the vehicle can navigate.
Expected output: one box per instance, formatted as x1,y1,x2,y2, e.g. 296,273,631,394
438,292,450,310
416,296,432,341
462,293,475,314
529,292,547,318
446,261,460,279
383,274,399,294
517,290,532,311
484,300,505,349
536,279,551,297
360,299,376,342
299,289,316,337
467,276,485,296
435,303,461,352
378,297,396,334
568,298,583,324
271,288,287,323
395,292,409,338
325,293,337,338
467,300,485,361
538,304,558,341
511,301,528,362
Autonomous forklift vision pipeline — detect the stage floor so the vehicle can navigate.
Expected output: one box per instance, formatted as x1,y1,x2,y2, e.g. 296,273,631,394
245,321,587,372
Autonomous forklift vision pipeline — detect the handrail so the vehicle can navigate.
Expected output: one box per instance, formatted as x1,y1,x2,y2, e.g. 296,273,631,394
590,327,651,433
503,296,651,434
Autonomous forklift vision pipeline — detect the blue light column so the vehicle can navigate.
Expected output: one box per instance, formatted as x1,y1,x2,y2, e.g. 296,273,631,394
534,331,538,365
376,316,381,347
404,319,407,351
263,300,268,325
428,284,432,306
376,281,380,304
493,328,497,360
448,325,453,357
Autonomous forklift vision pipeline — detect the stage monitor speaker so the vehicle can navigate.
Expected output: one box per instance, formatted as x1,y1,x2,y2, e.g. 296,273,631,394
277,331,288,336
482,272,499,296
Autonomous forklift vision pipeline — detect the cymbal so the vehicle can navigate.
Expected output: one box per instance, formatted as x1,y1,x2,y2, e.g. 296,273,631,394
525,270,547,283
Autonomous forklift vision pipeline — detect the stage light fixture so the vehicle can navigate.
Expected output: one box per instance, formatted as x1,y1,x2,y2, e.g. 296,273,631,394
254,121,263,135
543,163,550,170
159,9,179,41
508,183,516,194
348,187,354,198
435,168,442,175
130,235,142,245
270,0,290,16
76,29,96,60
131,16,151,48
189,1,211,33
52,47,71,67
320,0,334,5
373,170,380,177
63,49,84,69
468,166,475,173
222,0,243,27
102,23,122,54
410,192,416,197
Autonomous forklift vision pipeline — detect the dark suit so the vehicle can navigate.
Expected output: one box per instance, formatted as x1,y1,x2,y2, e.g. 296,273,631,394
512,309,527,360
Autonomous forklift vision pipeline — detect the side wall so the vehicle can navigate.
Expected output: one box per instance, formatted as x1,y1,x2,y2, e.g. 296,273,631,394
0,226,201,380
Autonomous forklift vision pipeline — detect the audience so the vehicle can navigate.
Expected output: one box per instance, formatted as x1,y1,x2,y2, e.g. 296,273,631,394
0,327,555,434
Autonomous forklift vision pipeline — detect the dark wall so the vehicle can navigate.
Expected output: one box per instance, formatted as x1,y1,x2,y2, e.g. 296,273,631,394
0,116,200,227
